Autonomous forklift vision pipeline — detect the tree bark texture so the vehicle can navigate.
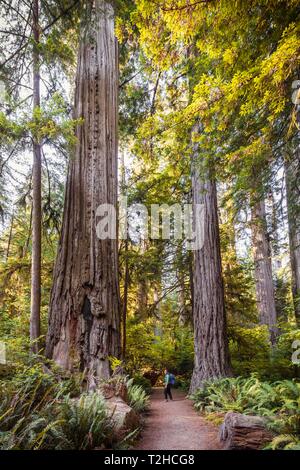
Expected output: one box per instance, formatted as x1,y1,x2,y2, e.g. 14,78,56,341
219,412,273,450
46,1,120,379
122,239,129,359
30,0,42,353
285,149,300,325
251,198,277,343
189,124,232,393
136,239,148,319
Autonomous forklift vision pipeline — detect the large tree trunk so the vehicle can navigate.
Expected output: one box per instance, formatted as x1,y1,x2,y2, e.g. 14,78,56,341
285,149,300,325
189,125,232,393
30,0,41,353
251,198,277,343
46,1,120,379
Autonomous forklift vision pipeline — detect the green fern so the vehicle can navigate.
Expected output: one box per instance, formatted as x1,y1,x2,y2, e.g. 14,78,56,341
55,393,112,450
126,378,150,412
191,375,300,451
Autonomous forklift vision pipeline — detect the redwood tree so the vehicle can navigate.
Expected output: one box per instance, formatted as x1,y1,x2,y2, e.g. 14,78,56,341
30,0,42,353
46,0,121,379
285,148,300,326
189,125,232,393
251,198,277,344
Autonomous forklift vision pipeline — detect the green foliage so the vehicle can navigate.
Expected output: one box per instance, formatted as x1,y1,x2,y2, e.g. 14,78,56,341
27,93,81,147
172,375,190,391
126,312,193,378
0,362,81,429
265,380,300,450
126,378,150,413
108,356,123,373
0,361,88,450
0,113,24,145
53,393,112,450
191,375,277,415
0,356,152,450
0,392,112,450
191,375,300,450
229,324,300,379
132,374,152,395
0,358,153,450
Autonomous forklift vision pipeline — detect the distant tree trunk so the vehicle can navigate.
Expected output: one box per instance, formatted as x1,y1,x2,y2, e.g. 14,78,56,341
23,203,33,258
46,1,120,379
285,149,300,325
120,151,128,360
136,239,148,319
268,189,288,322
268,190,280,259
6,210,14,262
153,285,162,338
251,198,277,343
188,250,194,320
122,239,129,360
137,279,148,317
30,0,41,353
177,244,191,326
178,273,187,326
189,124,232,393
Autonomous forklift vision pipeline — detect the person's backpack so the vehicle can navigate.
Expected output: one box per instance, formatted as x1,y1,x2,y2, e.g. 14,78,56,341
169,373,175,385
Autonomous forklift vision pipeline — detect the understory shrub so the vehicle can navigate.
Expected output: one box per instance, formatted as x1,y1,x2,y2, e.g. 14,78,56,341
132,374,152,395
229,324,300,380
0,362,113,449
126,378,150,413
0,393,112,450
0,361,150,450
190,375,300,450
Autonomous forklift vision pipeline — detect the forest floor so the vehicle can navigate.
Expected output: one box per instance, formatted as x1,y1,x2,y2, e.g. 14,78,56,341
133,388,223,450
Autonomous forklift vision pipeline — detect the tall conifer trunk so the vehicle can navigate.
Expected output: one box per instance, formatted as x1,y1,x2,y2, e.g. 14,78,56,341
46,1,120,379
30,0,42,353
251,198,277,343
189,124,232,393
285,149,300,325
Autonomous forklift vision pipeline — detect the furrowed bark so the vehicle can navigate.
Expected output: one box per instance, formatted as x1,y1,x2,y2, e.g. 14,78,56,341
285,148,300,325
46,1,120,379
30,0,41,353
189,124,232,393
251,198,277,344
122,239,129,359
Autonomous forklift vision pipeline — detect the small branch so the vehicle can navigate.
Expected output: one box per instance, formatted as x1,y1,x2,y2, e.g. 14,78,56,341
0,143,19,176
119,67,145,88
0,0,80,68
0,30,29,39
150,71,162,115
150,0,212,12
42,0,81,33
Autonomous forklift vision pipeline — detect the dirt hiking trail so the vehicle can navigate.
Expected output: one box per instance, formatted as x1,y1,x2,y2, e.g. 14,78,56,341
134,388,223,450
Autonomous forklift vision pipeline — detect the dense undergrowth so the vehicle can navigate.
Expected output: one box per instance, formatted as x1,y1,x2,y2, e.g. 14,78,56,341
191,375,300,450
0,361,149,450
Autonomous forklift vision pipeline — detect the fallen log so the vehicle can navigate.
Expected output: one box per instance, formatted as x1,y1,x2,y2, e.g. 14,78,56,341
219,412,273,450
106,396,140,438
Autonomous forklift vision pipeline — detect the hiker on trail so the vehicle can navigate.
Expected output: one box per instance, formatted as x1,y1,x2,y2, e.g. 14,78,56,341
164,368,174,401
